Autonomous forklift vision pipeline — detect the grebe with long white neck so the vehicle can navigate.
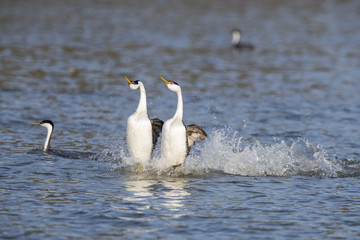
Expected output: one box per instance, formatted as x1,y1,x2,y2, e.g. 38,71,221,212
30,120,54,152
126,77,163,168
231,28,254,49
160,76,207,168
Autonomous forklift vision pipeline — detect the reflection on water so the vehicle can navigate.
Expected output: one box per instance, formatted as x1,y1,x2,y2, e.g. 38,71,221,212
120,178,190,219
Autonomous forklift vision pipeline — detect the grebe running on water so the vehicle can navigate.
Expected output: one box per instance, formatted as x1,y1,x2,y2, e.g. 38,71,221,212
125,77,163,169
160,76,207,169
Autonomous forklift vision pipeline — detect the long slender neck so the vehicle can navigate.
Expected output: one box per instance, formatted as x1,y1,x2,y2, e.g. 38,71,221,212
174,88,183,120
43,126,52,151
136,82,147,114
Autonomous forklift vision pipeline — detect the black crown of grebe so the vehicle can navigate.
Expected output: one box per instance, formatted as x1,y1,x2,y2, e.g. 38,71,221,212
160,76,207,169
231,28,254,49
125,76,163,171
30,120,54,152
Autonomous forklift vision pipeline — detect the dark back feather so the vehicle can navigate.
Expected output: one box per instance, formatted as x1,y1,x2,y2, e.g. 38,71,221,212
150,118,164,149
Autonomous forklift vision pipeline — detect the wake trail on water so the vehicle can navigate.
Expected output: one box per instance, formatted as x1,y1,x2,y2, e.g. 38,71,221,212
100,128,345,177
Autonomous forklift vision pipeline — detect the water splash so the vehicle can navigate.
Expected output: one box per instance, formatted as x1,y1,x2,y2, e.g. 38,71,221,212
101,129,343,177
185,129,341,177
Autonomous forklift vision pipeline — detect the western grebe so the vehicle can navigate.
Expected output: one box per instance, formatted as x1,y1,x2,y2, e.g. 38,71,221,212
231,28,254,49
30,120,54,152
126,77,163,168
160,76,207,168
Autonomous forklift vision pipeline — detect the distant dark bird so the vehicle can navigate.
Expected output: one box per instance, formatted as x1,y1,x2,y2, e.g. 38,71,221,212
160,76,207,168
231,28,254,49
125,77,163,169
30,120,54,151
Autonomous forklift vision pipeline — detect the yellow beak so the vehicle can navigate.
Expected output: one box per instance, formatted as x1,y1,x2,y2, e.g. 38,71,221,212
30,122,41,125
125,76,132,85
160,76,169,84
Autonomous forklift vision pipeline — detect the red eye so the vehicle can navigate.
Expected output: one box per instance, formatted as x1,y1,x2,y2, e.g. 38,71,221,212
170,82,173,84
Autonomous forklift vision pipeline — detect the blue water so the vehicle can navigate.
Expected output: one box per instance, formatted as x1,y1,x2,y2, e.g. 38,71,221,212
1,1,360,239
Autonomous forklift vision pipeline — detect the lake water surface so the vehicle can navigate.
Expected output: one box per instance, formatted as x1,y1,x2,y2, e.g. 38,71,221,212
1,1,360,239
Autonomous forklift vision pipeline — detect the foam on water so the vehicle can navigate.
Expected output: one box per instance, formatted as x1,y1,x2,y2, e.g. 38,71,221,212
188,129,342,177
101,129,343,177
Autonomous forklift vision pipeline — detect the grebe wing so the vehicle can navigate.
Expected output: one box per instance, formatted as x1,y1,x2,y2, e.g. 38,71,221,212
186,124,207,151
151,118,164,148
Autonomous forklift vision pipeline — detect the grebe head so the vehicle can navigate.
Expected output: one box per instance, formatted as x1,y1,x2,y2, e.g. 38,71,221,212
160,76,181,92
30,120,54,131
125,76,141,90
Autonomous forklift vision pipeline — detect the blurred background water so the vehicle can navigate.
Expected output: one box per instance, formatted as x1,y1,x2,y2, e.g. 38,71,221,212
1,0,360,239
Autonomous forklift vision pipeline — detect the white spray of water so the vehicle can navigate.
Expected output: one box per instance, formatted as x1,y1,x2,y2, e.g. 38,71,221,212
101,129,342,177
186,129,340,177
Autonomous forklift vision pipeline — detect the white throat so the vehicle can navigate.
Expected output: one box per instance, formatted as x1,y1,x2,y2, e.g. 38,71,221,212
174,88,183,120
135,82,148,114
43,124,53,151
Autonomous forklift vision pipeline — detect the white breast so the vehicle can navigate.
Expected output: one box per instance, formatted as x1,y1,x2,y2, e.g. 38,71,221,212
126,113,153,165
161,118,187,168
